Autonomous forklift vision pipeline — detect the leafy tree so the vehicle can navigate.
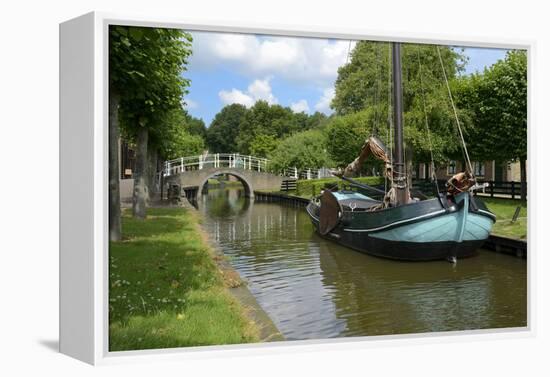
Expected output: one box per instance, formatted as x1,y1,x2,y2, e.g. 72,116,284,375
206,104,248,153
268,130,333,173
154,108,205,159
249,134,279,158
110,26,193,219
331,41,468,167
454,50,527,199
236,101,306,154
305,111,329,130
325,110,372,167
182,111,207,139
207,102,329,155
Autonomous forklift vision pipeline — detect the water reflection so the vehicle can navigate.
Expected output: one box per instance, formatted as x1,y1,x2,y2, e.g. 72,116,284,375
199,188,527,340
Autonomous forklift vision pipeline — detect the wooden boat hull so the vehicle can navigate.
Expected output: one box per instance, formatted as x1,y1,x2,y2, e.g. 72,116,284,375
306,192,495,261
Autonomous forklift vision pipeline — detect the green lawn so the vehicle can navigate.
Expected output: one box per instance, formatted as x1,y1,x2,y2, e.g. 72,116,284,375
479,197,527,240
109,207,258,351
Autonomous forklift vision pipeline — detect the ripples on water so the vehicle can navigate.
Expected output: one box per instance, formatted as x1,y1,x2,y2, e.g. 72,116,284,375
199,188,527,340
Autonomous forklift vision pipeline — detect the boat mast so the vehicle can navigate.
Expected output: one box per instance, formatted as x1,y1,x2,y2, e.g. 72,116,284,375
391,42,408,205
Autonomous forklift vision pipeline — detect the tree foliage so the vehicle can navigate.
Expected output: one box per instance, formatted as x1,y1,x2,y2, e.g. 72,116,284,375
206,101,331,155
110,26,193,139
236,101,296,154
325,110,373,167
109,25,193,218
267,130,333,172
155,109,205,160
249,134,279,158
182,111,207,139
206,104,248,153
453,50,527,163
331,41,468,164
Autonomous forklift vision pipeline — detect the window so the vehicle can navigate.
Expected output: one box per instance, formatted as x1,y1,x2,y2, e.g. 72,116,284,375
474,161,485,177
447,160,457,175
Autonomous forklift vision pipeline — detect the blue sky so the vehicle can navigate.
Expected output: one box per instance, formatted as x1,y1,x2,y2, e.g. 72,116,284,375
182,31,510,125
459,47,508,75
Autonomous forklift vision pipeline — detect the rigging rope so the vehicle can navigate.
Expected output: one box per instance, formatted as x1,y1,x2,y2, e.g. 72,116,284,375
386,42,393,194
436,46,474,178
346,40,352,65
372,42,383,135
415,46,439,190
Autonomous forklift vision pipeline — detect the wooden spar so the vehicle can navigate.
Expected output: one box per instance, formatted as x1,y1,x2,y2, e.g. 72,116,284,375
337,175,386,195
391,42,408,205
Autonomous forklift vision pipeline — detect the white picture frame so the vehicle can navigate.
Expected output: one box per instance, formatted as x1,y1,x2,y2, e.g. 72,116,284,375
59,11,533,365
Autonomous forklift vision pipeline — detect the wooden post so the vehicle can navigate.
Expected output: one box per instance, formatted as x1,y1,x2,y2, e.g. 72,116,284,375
512,206,521,223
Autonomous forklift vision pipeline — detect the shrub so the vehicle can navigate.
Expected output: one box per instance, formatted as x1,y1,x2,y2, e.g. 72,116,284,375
296,176,385,197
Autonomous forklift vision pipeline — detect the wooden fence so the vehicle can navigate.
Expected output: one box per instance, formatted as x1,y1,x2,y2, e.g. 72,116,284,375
412,179,527,200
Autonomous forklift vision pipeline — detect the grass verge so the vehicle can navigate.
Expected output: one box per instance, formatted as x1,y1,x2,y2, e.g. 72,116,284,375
479,197,527,240
109,207,258,351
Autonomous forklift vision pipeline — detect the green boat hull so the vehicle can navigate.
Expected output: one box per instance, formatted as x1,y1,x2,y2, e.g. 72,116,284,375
307,192,495,261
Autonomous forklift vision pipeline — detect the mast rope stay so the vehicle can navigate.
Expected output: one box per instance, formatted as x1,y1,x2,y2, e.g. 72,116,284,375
436,46,474,179
387,44,393,183
415,46,439,192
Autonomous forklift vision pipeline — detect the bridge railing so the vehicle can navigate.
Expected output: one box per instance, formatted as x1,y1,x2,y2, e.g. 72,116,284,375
164,153,269,176
281,167,334,180
164,153,336,181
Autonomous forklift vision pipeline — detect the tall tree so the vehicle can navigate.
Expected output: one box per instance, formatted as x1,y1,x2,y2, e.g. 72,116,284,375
268,129,334,173
181,110,207,139
454,50,527,199
331,41,468,167
236,101,303,154
108,83,122,241
110,26,193,219
154,108,206,160
206,104,248,153
305,111,329,130
249,134,279,158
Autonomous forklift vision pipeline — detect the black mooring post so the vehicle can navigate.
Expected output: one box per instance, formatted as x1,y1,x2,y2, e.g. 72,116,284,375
392,42,408,205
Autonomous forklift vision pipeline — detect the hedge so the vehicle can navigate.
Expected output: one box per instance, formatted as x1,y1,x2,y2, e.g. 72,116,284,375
296,176,385,197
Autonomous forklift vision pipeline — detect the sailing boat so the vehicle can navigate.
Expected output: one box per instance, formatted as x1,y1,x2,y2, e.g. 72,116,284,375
306,43,495,262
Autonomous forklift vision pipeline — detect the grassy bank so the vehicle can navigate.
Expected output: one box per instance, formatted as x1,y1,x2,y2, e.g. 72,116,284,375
109,207,258,351
480,197,527,240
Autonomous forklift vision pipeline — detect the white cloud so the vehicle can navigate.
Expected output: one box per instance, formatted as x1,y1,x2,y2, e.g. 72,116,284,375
183,98,198,109
218,77,278,107
218,89,255,107
189,31,356,87
211,34,257,60
314,88,335,114
290,99,310,113
247,78,277,104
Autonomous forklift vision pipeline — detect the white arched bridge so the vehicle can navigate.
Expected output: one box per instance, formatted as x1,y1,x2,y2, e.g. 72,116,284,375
163,153,333,199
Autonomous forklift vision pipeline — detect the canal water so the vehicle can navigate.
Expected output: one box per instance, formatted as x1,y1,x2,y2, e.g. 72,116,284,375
198,187,527,340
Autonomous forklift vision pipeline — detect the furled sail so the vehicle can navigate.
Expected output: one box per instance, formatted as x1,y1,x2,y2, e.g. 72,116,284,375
341,136,392,179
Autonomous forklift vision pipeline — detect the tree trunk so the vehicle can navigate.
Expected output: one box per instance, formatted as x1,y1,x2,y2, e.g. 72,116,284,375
146,147,158,202
160,161,165,202
520,157,527,201
108,87,122,241
132,127,149,219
